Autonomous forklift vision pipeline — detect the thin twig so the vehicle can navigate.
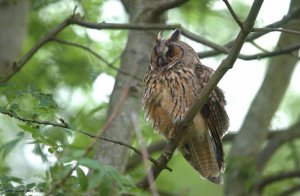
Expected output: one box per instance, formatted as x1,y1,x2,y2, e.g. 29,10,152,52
223,0,243,29
131,113,159,196
238,43,300,60
253,27,300,36
0,14,81,83
2,6,300,83
50,38,143,82
249,41,269,53
45,84,131,195
0,110,172,171
198,5,300,58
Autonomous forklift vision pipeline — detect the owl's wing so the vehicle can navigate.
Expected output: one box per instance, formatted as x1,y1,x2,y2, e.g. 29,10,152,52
194,64,230,137
188,63,230,182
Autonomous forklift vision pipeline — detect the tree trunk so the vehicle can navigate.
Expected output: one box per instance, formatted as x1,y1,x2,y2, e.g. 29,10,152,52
0,0,29,75
93,0,168,172
225,0,300,195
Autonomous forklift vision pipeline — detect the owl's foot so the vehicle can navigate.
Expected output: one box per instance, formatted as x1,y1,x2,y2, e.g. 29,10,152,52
167,128,175,140
172,115,184,125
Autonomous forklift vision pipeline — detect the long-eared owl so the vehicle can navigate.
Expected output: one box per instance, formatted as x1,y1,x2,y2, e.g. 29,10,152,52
142,29,229,184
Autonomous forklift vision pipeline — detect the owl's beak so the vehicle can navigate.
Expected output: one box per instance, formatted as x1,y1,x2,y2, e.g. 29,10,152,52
158,55,167,66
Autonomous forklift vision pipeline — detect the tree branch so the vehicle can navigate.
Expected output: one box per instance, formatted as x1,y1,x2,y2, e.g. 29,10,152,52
199,5,300,58
223,0,243,28
69,18,229,54
238,43,300,60
136,0,264,189
50,38,143,82
256,170,300,193
152,0,188,16
278,184,300,196
256,120,300,172
253,27,300,36
131,113,159,196
0,110,172,172
126,127,300,171
4,10,300,84
0,14,80,83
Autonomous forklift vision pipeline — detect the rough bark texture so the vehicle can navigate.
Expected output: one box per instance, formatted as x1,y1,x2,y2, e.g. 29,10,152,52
93,0,167,172
225,0,300,195
0,0,29,75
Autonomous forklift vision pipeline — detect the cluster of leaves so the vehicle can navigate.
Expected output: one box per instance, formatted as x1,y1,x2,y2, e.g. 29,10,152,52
0,84,135,195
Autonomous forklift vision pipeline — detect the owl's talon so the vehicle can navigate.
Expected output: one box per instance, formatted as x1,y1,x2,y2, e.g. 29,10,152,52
167,128,175,139
172,116,184,125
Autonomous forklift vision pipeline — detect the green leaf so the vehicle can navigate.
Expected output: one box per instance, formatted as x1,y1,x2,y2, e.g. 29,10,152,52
32,144,48,162
99,176,113,196
78,158,102,171
8,103,19,113
0,135,23,158
38,94,57,108
76,167,88,191
0,106,7,113
18,124,39,138
78,158,103,171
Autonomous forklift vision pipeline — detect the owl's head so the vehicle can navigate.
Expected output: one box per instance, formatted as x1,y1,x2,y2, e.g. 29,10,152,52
149,29,199,71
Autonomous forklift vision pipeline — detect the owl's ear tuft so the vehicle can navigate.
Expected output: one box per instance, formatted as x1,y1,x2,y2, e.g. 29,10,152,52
156,31,162,43
169,29,181,42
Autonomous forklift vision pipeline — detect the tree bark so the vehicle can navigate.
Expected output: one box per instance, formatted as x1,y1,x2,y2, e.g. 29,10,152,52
225,0,300,195
0,0,29,75
93,0,169,172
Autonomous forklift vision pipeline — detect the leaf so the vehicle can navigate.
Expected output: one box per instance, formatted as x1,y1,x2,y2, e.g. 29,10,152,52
8,103,19,112
32,144,48,162
18,124,39,138
38,94,57,108
99,176,113,196
0,106,7,113
76,167,88,191
0,135,23,158
78,158,102,171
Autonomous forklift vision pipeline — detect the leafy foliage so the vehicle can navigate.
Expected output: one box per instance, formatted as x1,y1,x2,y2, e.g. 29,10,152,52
1,0,299,195
0,83,133,194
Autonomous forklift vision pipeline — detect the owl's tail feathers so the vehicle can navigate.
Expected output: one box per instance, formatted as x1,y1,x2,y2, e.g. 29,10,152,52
180,128,225,184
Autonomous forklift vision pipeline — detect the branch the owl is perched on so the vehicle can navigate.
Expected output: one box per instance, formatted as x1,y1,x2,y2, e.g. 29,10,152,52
142,29,229,184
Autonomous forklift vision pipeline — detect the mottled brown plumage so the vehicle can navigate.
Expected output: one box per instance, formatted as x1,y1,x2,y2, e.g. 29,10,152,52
142,29,229,184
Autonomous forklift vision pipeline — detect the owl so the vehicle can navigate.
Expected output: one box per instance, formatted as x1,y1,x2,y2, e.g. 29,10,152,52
142,29,229,184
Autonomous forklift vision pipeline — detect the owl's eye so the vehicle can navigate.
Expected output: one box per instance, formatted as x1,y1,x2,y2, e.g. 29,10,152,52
166,50,175,58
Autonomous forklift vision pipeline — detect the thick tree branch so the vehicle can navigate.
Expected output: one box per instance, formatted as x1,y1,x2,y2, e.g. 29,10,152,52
256,120,300,171
69,18,229,54
256,170,300,193
136,0,264,189
152,0,188,16
225,0,300,194
279,184,300,196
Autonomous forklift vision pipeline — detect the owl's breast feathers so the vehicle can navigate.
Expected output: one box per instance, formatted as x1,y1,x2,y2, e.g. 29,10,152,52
143,62,229,184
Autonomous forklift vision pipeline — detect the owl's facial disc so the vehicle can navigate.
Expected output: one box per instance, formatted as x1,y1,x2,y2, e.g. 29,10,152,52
157,45,169,66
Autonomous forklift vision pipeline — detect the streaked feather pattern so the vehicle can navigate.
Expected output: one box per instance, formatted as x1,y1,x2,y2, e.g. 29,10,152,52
143,29,229,184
